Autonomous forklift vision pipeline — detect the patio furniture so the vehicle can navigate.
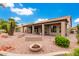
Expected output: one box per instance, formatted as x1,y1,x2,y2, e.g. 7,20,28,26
29,43,42,52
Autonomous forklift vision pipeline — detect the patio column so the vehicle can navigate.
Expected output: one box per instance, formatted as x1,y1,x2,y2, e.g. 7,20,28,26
23,26,24,33
49,25,51,35
24,27,26,33
32,25,34,34
38,27,41,34
27,27,29,33
61,21,66,36
20,27,23,32
56,26,60,34
25,27,27,33
42,24,45,36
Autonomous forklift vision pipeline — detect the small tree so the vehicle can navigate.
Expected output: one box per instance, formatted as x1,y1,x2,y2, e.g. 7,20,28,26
0,19,8,33
0,18,17,36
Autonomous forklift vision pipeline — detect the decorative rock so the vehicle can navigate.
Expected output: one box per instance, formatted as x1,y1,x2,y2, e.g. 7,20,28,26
1,33,8,38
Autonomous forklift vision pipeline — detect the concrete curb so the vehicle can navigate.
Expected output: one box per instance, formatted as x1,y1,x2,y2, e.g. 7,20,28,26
0,51,70,56
44,51,70,56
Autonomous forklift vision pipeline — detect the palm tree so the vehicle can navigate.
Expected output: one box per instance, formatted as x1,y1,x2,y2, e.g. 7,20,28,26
8,18,16,36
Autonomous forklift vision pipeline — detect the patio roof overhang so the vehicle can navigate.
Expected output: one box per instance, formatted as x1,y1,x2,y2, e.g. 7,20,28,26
22,16,71,27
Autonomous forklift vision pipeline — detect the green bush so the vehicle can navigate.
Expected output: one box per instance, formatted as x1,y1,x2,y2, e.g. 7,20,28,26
76,34,79,44
73,48,79,56
55,35,70,48
64,53,73,56
64,48,79,56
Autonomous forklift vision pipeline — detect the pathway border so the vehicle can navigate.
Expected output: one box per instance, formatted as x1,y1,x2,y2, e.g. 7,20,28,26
0,51,70,56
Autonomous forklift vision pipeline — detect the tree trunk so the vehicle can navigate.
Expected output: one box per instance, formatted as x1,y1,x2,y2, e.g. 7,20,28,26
8,23,15,36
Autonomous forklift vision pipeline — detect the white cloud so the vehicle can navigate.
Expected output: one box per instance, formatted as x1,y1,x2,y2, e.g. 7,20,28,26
19,3,23,7
75,18,79,23
10,7,36,15
17,23,27,26
2,3,14,8
17,23,23,26
1,3,36,16
35,18,48,23
2,3,23,7
11,17,21,22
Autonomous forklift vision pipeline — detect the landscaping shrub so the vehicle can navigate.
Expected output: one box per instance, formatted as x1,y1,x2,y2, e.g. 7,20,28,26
76,34,79,44
77,24,79,33
76,24,79,44
73,48,79,56
55,35,70,48
64,48,79,56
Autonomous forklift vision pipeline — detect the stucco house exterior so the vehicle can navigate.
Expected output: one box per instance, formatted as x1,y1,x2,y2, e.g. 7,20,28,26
16,16,72,36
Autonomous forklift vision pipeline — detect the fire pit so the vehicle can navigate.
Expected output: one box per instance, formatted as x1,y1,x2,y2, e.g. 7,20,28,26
29,43,42,52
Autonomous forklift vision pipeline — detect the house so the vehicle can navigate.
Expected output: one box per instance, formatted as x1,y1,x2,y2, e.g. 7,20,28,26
16,16,72,36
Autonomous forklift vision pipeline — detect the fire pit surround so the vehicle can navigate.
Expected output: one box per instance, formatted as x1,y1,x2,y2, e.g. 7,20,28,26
29,43,42,52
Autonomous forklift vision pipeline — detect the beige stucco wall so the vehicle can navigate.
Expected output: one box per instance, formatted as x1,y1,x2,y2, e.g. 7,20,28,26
38,27,42,34
42,24,45,35
20,26,23,32
67,16,71,29
61,21,67,36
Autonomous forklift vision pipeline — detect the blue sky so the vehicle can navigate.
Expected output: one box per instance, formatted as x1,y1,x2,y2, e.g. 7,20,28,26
0,3,79,27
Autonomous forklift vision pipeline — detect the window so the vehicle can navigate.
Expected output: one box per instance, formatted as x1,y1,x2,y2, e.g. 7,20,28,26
51,26,57,32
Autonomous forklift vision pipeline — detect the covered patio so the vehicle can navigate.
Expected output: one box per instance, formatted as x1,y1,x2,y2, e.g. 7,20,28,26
23,23,61,36
22,21,67,36
17,16,71,36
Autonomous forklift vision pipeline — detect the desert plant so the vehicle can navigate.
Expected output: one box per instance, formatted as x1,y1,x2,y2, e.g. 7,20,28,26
64,53,73,56
0,18,17,35
77,24,79,29
77,24,79,34
76,24,79,44
8,18,16,36
55,35,70,48
0,19,8,33
0,25,2,29
65,48,79,56
73,48,79,56
76,34,79,44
